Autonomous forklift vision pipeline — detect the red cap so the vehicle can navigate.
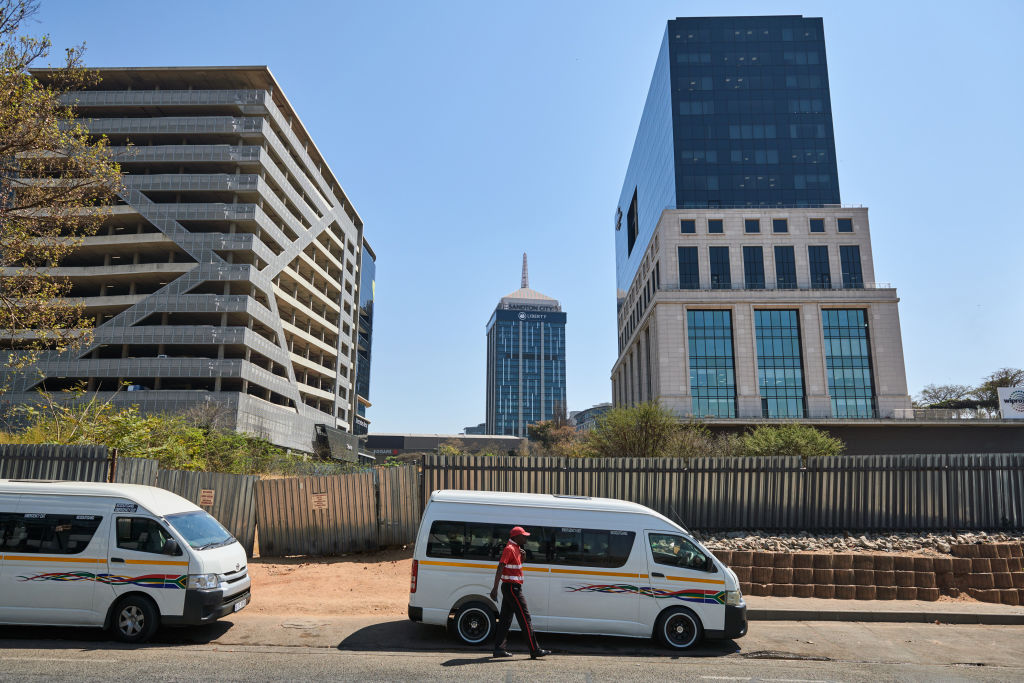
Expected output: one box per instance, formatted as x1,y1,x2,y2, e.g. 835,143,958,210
510,526,530,538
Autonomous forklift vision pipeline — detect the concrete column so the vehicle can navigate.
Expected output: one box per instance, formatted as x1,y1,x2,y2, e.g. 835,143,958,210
732,304,761,418
801,303,832,418
654,303,690,416
870,302,912,417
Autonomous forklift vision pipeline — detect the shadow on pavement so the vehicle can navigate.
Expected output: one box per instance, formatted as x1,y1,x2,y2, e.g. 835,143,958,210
0,620,234,649
337,619,740,659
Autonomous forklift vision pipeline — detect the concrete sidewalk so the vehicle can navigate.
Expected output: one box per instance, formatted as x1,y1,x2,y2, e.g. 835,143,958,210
745,595,1024,624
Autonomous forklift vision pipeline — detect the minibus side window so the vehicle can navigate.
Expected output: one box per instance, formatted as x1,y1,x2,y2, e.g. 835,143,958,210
426,521,466,558
0,514,102,554
546,527,635,568
649,533,711,572
116,517,173,554
464,523,504,561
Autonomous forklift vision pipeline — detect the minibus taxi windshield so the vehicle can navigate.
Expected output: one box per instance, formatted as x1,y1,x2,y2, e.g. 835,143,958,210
166,510,235,550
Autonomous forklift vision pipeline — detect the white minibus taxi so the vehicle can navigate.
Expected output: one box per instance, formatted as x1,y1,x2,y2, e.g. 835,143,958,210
0,480,250,642
408,490,746,651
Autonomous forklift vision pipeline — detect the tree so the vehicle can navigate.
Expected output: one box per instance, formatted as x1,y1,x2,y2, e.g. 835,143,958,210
915,383,973,407
0,0,122,371
739,423,844,460
972,368,1024,409
586,402,679,459
527,419,590,458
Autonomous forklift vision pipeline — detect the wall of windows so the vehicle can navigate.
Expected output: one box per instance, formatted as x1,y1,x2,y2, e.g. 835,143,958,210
840,245,863,288
709,246,731,289
755,310,805,417
808,245,831,288
743,246,765,289
678,246,699,289
774,245,797,289
822,309,875,418
688,310,736,417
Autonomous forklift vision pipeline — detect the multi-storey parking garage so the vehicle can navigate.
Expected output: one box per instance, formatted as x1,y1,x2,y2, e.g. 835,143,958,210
5,66,372,452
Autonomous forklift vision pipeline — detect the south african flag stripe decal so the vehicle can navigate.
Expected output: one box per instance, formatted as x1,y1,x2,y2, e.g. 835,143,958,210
567,584,727,604
17,572,188,589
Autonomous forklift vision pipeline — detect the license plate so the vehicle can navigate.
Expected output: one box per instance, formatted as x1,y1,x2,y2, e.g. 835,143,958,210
233,598,247,612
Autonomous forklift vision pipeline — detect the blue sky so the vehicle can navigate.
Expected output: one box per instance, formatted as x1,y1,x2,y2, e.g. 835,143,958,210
35,0,1023,433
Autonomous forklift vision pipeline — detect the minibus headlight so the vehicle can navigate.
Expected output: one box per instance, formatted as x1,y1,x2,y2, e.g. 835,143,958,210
725,590,743,607
187,573,219,590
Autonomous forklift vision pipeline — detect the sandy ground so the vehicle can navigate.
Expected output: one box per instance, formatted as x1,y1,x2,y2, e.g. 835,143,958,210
247,548,413,617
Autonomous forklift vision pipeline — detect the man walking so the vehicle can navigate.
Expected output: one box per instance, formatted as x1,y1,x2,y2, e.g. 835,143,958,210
489,526,550,659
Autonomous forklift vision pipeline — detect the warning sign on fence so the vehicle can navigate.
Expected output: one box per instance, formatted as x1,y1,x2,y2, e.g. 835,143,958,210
199,489,215,506
311,493,329,510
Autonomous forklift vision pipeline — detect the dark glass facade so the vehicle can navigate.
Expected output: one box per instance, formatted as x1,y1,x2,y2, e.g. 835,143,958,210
743,246,765,289
709,246,731,289
688,310,736,417
755,310,805,417
840,245,863,288
486,309,567,436
774,245,797,289
678,246,699,289
822,309,875,418
808,245,831,288
354,244,375,435
616,15,841,295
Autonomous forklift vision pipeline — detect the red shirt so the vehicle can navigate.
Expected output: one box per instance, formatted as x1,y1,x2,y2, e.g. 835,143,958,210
499,540,524,584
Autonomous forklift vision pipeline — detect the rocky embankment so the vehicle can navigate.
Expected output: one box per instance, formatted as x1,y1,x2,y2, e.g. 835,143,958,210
697,530,1024,556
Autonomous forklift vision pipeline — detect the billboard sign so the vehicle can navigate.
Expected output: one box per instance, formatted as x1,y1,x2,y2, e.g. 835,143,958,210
997,387,1024,419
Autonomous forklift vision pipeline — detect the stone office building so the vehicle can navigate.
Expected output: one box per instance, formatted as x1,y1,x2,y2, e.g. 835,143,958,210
4,66,373,452
611,16,912,420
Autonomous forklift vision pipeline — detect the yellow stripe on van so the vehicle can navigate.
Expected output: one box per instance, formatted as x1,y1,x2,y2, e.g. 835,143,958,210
125,559,190,567
420,560,494,570
523,567,549,573
666,575,726,585
2,555,105,564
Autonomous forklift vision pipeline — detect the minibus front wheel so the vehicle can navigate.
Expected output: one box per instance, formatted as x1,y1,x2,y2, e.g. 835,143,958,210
655,606,704,650
111,595,160,643
450,601,495,645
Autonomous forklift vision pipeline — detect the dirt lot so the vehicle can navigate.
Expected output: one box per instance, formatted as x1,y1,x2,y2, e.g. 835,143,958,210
247,548,413,617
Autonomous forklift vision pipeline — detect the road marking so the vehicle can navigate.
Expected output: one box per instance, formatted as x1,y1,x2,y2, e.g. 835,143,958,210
700,678,831,683
0,656,115,663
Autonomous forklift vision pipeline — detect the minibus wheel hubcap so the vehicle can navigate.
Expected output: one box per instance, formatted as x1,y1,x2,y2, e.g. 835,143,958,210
667,614,694,646
120,606,144,635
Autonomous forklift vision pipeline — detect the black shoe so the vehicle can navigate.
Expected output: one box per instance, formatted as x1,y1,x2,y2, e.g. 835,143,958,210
492,649,512,658
530,649,551,659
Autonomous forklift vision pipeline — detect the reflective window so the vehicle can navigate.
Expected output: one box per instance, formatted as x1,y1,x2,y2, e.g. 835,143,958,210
809,218,825,233
649,533,712,572
774,246,797,289
809,245,831,288
837,218,853,233
744,219,760,233
116,517,174,554
709,246,731,289
743,246,764,289
0,512,103,555
680,219,696,234
822,310,875,418
688,310,736,417
708,219,724,234
840,245,863,288
678,246,699,289
755,310,805,417
772,218,788,233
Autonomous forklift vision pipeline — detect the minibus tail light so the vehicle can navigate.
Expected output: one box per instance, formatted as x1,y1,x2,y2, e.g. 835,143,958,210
410,560,418,593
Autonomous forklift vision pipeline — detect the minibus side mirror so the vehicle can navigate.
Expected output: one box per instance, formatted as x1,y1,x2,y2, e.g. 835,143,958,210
704,555,717,573
162,539,182,556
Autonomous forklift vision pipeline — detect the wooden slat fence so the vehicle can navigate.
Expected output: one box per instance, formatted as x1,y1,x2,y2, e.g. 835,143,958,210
156,469,259,556
0,444,110,481
113,456,160,486
377,465,421,547
422,453,1024,532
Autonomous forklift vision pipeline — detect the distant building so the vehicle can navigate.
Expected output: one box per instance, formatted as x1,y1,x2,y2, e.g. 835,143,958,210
569,403,613,432
485,254,567,436
365,433,525,459
463,423,487,435
354,241,376,435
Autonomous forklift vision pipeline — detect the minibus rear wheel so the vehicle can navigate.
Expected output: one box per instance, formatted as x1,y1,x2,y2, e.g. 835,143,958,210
451,601,495,645
111,595,159,643
655,606,703,650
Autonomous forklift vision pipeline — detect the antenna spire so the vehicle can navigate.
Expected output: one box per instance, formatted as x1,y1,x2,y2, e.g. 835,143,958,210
521,253,529,289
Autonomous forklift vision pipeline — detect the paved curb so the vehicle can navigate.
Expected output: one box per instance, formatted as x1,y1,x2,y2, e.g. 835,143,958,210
748,608,1024,625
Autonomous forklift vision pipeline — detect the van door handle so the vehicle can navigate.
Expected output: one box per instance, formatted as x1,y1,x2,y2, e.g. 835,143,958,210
111,557,125,563
651,572,664,578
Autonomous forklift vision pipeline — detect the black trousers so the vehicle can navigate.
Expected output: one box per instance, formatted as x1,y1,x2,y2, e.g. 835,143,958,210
493,582,540,654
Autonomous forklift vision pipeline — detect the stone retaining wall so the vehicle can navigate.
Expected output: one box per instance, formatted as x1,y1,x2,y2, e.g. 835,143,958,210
715,542,1024,605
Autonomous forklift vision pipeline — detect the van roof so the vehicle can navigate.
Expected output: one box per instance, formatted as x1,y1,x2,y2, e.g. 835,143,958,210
429,490,662,515
0,480,200,516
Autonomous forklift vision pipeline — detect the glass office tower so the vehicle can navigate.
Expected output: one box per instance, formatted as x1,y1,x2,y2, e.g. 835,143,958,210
485,255,567,436
354,243,376,435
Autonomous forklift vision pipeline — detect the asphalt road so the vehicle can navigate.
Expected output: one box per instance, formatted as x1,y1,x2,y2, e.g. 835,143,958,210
1,618,1023,681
